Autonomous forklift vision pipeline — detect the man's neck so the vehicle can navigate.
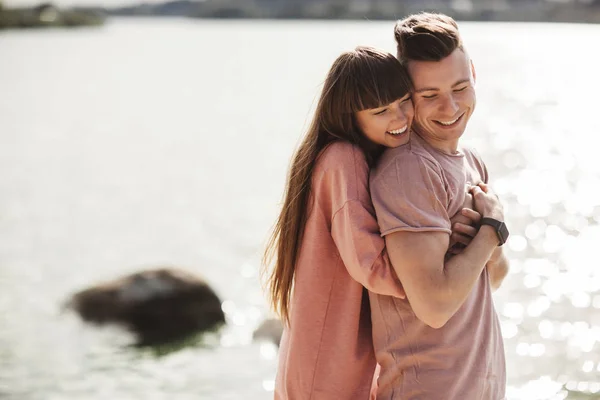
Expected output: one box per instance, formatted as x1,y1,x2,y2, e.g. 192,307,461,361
415,133,460,155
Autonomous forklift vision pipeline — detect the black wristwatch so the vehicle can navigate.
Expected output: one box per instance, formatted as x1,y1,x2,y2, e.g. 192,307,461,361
480,217,509,246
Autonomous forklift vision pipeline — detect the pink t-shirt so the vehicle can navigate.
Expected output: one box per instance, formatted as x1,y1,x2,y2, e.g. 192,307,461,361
274,141,405,400
369,134,506,400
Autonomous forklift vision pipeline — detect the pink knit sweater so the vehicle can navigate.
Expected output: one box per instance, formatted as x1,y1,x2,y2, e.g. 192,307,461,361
274,141,405,400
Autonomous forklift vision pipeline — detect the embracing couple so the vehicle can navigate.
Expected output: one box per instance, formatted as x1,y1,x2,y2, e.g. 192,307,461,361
264,12,510,400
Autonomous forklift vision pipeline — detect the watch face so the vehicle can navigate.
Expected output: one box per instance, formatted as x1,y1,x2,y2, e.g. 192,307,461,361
498,222,509,244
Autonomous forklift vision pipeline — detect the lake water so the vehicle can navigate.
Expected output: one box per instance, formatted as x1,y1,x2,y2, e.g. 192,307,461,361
1,18,600,400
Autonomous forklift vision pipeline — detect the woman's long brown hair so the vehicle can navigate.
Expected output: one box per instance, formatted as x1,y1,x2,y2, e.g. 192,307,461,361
263,46,412,325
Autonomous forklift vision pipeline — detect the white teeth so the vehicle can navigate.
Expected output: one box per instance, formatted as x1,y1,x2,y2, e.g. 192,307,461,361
388,126,407,135
437,115,461,126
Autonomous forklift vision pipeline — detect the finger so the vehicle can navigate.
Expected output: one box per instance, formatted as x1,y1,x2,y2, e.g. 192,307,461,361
478,182,489,193
469,185,483,195
461,208,482,224
447,245,461,255
448,243,467,254
451,233,472,246
453,223,478,238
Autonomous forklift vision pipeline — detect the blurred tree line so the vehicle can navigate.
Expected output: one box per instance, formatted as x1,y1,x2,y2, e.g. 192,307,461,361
0,0,105,28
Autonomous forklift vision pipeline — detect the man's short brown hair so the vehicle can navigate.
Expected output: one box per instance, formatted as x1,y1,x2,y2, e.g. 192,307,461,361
394,12,463,64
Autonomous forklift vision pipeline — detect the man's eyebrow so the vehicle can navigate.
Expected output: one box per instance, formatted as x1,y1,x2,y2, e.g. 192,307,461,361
414,86,438,93
414,78,471,93
452,78,471,87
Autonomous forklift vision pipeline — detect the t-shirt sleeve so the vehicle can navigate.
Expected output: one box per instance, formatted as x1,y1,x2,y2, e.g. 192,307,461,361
370,153,452,236
469,147,489,184
479,155,489,184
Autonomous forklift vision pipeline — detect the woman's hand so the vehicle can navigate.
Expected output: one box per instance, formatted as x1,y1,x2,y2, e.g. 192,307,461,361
447,192,481,256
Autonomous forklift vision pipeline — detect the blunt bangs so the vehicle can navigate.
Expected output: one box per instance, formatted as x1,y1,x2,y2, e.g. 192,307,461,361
331,47,412,114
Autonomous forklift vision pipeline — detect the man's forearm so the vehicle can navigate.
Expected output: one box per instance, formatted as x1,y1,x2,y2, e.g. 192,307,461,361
386,225,501,329
424,226,499,326
487,249,509,291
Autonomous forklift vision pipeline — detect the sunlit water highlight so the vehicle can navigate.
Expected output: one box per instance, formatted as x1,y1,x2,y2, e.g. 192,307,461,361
0,19,599,400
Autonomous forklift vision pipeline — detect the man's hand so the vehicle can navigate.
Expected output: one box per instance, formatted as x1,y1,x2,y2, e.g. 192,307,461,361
470,182,504,220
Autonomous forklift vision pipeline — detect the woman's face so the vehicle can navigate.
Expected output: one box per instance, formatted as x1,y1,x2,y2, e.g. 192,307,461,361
355,93,414,148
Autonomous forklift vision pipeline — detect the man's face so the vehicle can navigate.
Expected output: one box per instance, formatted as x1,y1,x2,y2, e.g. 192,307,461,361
407,48,476,151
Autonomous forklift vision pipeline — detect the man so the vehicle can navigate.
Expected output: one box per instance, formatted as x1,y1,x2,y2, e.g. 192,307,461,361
368,13,510,399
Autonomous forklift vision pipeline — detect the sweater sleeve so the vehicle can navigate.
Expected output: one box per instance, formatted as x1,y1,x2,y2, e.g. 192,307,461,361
331,200,405,297
316,142,404,298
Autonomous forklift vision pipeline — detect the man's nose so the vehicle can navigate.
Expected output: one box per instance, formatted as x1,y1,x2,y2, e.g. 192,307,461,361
439,94,459,114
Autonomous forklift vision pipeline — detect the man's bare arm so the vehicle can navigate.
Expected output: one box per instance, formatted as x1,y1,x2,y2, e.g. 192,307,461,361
487,247,509,291
384,184,504,329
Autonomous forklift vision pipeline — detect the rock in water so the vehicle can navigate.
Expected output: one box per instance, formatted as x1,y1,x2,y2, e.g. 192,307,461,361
66,268,225,346
253,318,284,346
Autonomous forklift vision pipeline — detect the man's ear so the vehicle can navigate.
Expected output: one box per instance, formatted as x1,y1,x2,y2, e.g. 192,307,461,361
470,59,477,84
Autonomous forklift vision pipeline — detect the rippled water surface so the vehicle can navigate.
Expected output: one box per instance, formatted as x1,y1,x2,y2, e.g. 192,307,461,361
1,19,600,400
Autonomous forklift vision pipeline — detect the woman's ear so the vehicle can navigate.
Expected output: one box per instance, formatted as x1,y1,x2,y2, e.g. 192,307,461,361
470,59,477,84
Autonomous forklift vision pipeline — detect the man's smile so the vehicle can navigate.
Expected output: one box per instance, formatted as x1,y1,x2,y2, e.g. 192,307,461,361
433,112,465,127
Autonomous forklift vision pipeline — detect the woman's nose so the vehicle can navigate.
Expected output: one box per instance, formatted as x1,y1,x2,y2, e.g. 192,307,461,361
393,105,407,121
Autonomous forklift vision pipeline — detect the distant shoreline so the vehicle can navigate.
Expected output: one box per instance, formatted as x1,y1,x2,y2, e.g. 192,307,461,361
101,1,600,24
2,1,600,30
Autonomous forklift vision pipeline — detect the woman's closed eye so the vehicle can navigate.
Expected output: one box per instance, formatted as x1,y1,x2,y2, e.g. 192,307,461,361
374,108,388,115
